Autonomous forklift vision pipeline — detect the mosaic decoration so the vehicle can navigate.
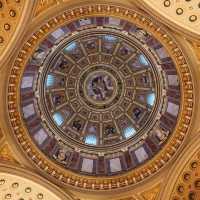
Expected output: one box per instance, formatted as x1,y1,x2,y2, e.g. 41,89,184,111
8,4,193,190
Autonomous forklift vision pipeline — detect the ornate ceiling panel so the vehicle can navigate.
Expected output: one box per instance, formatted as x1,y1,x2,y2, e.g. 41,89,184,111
0,1,199,200
20,16,181,177
159,135,200,200
141,183,161,200
171,157,200,200
7,3,193,191
0,164,74,200
0,0,23,60
134,0,200,40
0,143,18,163
0,0,34,63
34,0,60,16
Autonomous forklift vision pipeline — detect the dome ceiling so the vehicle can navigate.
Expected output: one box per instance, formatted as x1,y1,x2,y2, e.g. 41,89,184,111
135,0,200,40
0,0,34,62
7,4,193,190
0,173,62,200
0,164,73,200
20,16,181,176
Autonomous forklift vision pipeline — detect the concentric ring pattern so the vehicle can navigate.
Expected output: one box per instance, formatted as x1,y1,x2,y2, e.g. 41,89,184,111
7,4,193,189
20,16,180,176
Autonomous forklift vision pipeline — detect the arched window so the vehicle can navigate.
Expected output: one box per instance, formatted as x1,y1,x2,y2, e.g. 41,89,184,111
139,54,149,66
53,112,64,126
123,126,136,139
46,74,55,87
64,42,77,51
85,134,97,145
147,93,155,106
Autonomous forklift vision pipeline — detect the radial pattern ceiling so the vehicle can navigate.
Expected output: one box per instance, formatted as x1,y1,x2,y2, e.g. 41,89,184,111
20,16,181,176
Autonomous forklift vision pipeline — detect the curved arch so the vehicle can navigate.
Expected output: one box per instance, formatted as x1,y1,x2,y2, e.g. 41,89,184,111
0,1,35,65
0,163,75,200
158,132,200,199
132,0,200,42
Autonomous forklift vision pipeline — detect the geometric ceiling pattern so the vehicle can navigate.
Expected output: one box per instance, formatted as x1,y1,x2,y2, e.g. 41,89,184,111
20,15,181,177
0,0,200,200
7,3,193,190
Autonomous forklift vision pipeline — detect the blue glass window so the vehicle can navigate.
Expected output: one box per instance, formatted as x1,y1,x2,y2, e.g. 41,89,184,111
139,54,149,66
46,74,55,87
104,35,117,42
85,134,97,145
147,93,155,106
123,126,136,139
64,42,77,52
53,112,64,126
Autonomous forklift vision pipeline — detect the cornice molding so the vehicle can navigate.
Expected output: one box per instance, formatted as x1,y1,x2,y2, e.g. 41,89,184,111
6,3,194,192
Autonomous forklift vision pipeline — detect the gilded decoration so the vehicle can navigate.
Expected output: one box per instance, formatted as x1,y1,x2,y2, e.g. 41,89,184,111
0,143,18,163
0,0,25,60
169,149,200,199
190,42,200,62
141,183,161,200
0,164,74,200
7,4,193,191
34,0,60,16
0,128,3,141
135,0,200,41
20,19,182,177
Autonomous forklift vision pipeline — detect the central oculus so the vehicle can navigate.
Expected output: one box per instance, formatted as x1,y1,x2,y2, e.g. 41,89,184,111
79,65,123,109
85,71,115,102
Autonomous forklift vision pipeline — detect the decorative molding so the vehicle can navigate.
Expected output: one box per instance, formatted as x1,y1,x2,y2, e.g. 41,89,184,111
7,4,193,191
133,0,200,41
117,197,137,200
0,0,35,66
34,0,63,16
157,133,200,199
0,143,18,163
0,163,74,200
141,183,161,200
0,0,25,60
190,42,200,62
170,149,200,199
0,128,3,141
